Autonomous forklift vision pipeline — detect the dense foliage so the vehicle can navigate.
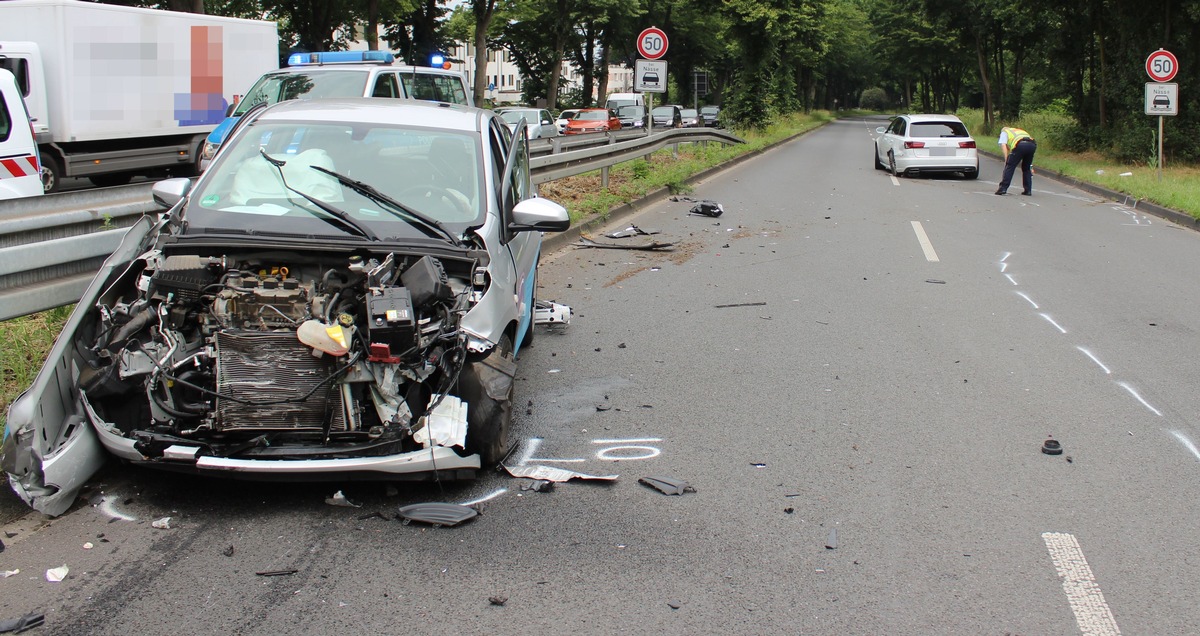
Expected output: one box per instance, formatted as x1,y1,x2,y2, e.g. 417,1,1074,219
117,0,1200,162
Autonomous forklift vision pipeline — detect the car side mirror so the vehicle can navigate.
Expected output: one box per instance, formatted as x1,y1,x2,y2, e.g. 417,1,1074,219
225,103,237,117
509,197,570,233
876,126,887,134
152,178,193,208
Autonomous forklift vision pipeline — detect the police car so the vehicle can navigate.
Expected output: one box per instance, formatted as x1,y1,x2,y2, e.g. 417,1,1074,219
0,68,41,199
201,51,473,169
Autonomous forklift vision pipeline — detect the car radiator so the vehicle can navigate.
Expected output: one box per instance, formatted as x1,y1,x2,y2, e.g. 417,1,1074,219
214,331,346,432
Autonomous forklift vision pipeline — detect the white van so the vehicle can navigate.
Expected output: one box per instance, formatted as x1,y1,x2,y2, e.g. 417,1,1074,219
0,68,41,199
605,92,644,111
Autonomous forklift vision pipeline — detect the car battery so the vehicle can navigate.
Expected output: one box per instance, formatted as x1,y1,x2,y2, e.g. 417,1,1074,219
367,287,416,358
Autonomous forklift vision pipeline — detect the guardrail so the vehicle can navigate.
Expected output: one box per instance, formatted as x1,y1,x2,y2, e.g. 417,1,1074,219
0,127,742,321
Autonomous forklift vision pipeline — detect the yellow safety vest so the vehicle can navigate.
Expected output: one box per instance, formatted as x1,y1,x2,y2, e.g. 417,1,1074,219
1003,127,1032,153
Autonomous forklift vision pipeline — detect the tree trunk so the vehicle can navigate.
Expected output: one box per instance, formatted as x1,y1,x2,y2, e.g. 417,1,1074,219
544,0,569,109
471,0,497,106
975,37,993,127
366,0,379,51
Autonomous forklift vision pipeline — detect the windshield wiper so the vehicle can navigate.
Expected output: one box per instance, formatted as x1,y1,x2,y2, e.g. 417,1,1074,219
309,165,461,246
259,149,379,241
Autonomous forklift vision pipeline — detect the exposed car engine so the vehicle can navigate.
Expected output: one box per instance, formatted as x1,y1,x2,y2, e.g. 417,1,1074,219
77,248,487,463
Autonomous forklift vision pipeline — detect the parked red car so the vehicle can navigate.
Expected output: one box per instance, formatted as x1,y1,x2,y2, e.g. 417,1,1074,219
563,108,622,134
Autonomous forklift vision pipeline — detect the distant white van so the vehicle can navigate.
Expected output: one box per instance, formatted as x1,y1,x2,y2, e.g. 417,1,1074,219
0,68,42,199
605,92,644,111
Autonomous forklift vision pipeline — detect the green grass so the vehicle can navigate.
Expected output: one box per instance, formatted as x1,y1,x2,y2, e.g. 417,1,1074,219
1,305,72,433
957,108,1200,218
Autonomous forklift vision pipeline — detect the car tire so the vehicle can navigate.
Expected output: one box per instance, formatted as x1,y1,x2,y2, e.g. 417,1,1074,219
522,268,537,350
874,145,885,170
964,167,979,180
40,154,63,193
460,334,515,466
888,151,899,176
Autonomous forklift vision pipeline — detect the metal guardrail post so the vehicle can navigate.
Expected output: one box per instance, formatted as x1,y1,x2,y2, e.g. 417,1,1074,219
551,137,562,154
601,132,617,189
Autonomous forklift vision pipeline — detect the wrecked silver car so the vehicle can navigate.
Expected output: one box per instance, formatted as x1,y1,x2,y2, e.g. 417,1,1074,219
2,99,570,515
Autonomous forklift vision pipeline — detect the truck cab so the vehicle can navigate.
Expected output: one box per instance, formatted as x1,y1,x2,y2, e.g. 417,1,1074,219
201,51,474,169
0,67,41,199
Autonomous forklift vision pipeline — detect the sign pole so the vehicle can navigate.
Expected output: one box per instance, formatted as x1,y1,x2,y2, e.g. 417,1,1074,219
1158,115,1164,181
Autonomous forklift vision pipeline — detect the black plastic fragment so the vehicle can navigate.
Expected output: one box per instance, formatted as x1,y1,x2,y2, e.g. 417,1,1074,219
0,611,44,634
688,200,724,217
714,302,767,309
825,528,838,550
489,596,508,606
255,569,298,577
638,476,696,495
397,502,479,527
1042,439,1063,455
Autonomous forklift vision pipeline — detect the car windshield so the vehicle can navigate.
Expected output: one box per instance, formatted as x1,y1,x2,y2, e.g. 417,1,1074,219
233,71,369,116
607,100,636,110
910,121,970,138
618,106,645,117
575,111,609,121
701,107,719,114
652,107,674,116
681,109,698,117
500,110,538,125
188,120,484,238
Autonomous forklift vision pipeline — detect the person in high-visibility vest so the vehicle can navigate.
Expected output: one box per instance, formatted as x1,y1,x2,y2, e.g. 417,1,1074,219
995,126,1037,196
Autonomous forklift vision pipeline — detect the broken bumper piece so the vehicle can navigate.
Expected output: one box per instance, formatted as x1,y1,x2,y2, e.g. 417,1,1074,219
534,301,571,326
187,447,481,475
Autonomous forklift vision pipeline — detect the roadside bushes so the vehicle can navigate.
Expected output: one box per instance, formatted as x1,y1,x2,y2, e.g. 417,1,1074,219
859,87,889,111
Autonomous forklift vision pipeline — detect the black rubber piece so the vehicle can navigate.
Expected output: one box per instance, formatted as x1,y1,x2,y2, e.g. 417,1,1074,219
1042,439,1063,455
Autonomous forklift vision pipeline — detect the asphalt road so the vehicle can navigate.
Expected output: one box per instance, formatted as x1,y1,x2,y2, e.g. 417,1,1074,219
3,116,1200,634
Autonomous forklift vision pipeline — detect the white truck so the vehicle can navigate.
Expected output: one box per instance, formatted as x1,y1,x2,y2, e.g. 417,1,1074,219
0,0,277,192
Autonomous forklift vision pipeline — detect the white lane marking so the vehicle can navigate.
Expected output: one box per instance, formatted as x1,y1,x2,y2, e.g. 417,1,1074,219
1000,252,1011,262
1077,347,1111,375
910,221,940,262
1042,532,1122,636
1118,382,1163,416
1015,291,1039,309
1005,273,1018,286
890,175,900,186
1170,431,1200,462
460,489,508,506
1040,313,1068,334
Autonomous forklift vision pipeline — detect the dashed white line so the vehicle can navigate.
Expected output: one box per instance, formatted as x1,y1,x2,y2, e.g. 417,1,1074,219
1015,291,1039,309
1042,532,1122,636
1040,313,1068,334
1076,347,1112,375
889,175,900,186
1170,431,1200,462
1118,382,1163,416
910,221,940,262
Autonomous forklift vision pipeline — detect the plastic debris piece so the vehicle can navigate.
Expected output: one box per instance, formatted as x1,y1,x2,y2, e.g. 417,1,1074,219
576,236,676,251
638,476,696,495
0,570,19,579
256,569,298,577
1042,438,1063,455
520,480,555,493
45,565,69,582
606,225,660,239
714,302,767,309
397,503,479,527
826,528,838,550
688,200,724,217
0,611,44,633
488,596,508,606
784,507,794,514
357,511,388,521
325,491,362,508
1119,172,1133,177
750,463,767,468
925,279,946,284
0,539,4,554
667,600,683,610
223,545,235,557
82,542,94,550
151,517,172,529
502,464,619,483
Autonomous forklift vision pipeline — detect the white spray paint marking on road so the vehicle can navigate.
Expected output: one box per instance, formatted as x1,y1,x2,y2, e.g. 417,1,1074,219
910,221,940,262
1015,291,1038,309
515,438,541,466
1076,347,1112,375
100,496,136,522
1000,252,1011,262
1170,431,1200,461
1040,313,1068,334
592,438,663,444
890,175,900,186
1115,208,1151,226
1005,273,1018,286
1000,261,1009,272
460,489,508,506
1118,382,1163,416
1042,532,1122,636
592,437,664,462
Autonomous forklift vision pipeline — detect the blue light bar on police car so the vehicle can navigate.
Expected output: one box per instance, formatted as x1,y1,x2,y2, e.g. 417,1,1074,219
287,51,395,67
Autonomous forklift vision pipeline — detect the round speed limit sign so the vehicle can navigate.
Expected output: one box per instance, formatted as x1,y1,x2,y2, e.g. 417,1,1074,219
637,27,668,60
1146,49,1178,82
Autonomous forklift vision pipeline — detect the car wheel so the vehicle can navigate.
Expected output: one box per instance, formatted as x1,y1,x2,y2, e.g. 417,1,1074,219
888,151,899,176
460,333,515,466
874,145,885,170
40,154,63,193
964,167,979,180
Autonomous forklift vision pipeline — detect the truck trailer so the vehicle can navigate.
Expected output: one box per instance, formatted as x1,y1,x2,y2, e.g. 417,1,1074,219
0,0,277,191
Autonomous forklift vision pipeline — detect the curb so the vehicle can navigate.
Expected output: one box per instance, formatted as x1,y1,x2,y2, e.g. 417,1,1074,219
541,123,827,254
980,149,1199,229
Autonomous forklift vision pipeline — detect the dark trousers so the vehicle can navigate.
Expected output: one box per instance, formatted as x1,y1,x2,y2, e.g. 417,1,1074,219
998,139,1037,194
